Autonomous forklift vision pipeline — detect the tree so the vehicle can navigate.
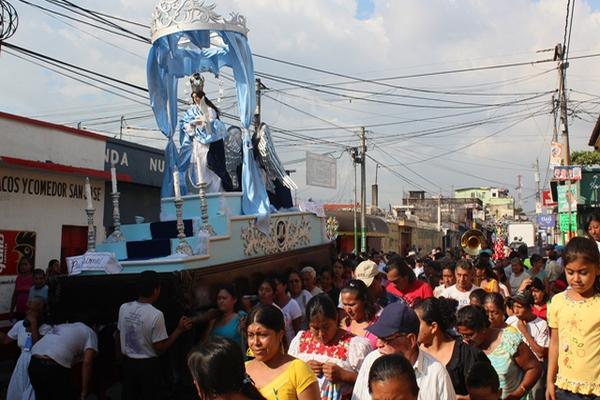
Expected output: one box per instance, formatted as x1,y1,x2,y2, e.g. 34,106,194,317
571,150,600,166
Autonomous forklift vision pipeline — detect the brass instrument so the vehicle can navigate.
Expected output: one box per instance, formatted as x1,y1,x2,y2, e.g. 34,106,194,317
461,229,486,256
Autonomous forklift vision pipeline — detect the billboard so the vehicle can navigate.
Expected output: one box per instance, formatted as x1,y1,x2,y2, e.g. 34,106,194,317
557,185,578,213
536,214,556,229
553,166,582,181
542,190,557,206
559,212,577,232
306,152,337,189
550,141,563,167
0,230,36,276
579,168,600,208
105,138,164,188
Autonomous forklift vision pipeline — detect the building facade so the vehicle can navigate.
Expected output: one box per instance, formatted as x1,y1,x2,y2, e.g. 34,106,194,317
0,112,163,317
454,187,515,219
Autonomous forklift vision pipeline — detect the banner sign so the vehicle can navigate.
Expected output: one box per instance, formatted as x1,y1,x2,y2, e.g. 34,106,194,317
66,252,122,275
306,152,337,189
557,185,578,213
553,166,582,181
536,214,556,229
550,141,563,167
0,230,36,276
299,200,326,217
579,168,600,208
0,174,102,201
105,138,164,188
542,190,557,206
559,212,577,232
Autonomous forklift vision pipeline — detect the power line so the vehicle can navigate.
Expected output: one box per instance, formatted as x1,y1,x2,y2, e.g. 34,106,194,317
403,105,548,165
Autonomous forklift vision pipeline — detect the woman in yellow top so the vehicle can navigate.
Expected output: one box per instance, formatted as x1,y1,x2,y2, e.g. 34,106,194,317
246,304,320,400
474,263,500,294
547,237,600,400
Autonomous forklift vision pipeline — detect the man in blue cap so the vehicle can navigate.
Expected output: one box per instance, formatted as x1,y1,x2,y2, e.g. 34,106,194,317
351,302,456,400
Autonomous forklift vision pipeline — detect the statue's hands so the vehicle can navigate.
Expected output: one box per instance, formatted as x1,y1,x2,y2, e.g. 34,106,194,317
194,115,206,126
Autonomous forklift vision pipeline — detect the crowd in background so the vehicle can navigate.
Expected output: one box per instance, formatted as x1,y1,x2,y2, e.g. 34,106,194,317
2,226,600,399
186,232,599,400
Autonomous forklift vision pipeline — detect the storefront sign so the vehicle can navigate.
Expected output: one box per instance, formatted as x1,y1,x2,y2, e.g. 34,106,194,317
536,214,556,229
0,174,102,201
558,212,577,232
105,139,164,188
557,185,578,213
66,252,122,275
542,190,557,206
0,230,36,276
553,166,582,181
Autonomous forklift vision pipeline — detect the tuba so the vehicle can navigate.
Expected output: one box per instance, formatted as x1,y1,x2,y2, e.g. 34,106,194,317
461,229,486,256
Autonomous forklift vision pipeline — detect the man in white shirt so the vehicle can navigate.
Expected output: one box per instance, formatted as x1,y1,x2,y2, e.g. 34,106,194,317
273,274,302,343
29,320,98,399
117,270,192,400
441,260,478,309
506,290,549,400
351,302,456,400
301,266,323,296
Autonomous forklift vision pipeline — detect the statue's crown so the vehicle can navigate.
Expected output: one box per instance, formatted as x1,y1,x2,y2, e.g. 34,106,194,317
150,0,248,43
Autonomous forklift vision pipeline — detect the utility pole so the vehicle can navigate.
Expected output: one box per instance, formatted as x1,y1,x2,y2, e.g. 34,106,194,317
351,147,359,255
254,78,267,134
516,175,523,213
360,127,367,254
119,115,125,140
437,194,442,232
555,43,573,239
534,158,543,250
551,94,559,143
535,158,541,213
556,44,570,166
371,164,379,214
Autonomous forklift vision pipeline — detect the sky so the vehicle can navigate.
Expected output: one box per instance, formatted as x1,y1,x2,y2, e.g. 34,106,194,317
2,0,600,214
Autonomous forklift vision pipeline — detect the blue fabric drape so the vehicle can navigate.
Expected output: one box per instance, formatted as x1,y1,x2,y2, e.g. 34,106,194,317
147,29,270,224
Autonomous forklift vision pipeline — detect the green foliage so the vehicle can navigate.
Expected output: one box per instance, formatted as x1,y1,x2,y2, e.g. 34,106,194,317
570,150,600,166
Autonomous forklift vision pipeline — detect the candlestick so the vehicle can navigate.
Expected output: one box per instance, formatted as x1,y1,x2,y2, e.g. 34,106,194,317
198,181,216,236
85,178,93,209
111,166,117,194
174,198,192,256
105,191,126,243
85,208,96,252
173,170,181,200
193,141,215,236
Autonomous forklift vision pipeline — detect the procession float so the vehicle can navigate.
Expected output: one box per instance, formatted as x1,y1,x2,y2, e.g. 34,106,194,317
50,0,335,326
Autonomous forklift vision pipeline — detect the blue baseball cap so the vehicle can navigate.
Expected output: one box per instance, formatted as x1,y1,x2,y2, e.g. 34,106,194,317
366,301,419,337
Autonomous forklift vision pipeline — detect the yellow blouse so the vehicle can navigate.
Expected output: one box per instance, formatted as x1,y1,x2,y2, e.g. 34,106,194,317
247,359,317,400
547,291,600,396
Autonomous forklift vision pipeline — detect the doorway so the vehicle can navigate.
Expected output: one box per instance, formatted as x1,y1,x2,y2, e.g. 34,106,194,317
60,225,88,273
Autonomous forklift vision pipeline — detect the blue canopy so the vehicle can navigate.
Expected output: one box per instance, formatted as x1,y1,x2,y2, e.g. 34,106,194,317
146,29,270,220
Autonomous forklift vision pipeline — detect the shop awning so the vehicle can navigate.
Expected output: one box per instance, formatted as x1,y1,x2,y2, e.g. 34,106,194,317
326,211,389,237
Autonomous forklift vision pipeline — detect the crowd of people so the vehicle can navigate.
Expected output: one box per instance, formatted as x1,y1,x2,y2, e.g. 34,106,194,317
1,232,599,400
185,236,599,400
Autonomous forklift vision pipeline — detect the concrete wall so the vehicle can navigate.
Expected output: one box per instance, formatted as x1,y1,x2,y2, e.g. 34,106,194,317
0,167,105,314
0,117,105,170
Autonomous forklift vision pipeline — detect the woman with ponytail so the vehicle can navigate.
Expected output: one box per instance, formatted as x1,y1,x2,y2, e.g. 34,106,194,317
188,336,266,400
414,298,491,398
